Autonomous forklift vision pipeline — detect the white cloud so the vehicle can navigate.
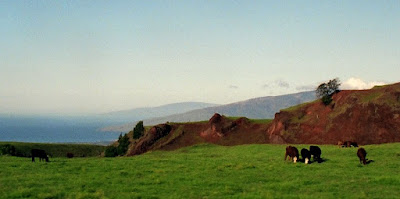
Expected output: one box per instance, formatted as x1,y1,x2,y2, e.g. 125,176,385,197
295,84,316,91
341,78,386,90
262,79,290,90
229,85,239,89
276,80,290,88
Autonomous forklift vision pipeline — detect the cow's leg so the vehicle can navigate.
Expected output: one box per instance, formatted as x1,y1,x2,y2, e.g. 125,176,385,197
32,157,35,162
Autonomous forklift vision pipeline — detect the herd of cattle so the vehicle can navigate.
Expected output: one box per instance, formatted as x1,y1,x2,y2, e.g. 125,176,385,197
285,141,369,165
30,141,369,165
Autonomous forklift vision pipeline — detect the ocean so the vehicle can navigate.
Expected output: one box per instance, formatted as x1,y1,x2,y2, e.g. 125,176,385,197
0,116,122,144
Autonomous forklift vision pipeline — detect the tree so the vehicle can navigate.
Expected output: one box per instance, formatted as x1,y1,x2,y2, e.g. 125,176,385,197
105,133,130,157
117,133,130,156
104,146,118,157
118,133,123,141
316,78,341,105
0,144,16,156
133,121,145,139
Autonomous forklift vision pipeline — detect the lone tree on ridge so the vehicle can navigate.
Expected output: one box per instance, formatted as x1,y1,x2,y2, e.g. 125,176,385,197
316,78,341,105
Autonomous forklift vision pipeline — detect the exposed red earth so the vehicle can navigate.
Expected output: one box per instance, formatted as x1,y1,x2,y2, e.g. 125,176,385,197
268,83,400,145
127,114,269,156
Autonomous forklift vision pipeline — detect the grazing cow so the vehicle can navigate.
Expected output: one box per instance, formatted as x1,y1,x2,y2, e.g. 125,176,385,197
31,149,49,162
66,153,74,158
309,146,321,161
342,141,358,147
285,146,299,163
301,148,311,164
342,141,351,147
350,141,358,147
357,148,367,165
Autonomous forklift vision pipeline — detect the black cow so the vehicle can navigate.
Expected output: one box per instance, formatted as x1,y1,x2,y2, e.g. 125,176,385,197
343,141,358,147
285,146,299,163
31,149,49,162
66,153,74,158
350,141,358,147
301,148,311,164
309,146,321,161
357,148,367,165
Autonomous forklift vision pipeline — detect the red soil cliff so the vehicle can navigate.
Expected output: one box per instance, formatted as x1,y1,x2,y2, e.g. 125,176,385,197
267,83,400,145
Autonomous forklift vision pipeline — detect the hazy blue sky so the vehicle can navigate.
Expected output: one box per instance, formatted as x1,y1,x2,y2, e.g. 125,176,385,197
1,1,399,115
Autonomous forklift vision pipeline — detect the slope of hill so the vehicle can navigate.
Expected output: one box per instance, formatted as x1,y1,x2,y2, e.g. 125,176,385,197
267,83,400,145
102,91,316,132
127,114,272,156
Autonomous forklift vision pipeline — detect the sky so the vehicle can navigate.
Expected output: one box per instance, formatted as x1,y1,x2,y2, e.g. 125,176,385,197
1,1,399,115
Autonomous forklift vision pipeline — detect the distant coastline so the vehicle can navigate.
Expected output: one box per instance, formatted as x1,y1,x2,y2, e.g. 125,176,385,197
0,116,120,144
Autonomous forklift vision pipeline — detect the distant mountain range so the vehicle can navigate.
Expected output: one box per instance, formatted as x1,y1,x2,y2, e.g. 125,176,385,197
100,102,218,124
101,91,316,132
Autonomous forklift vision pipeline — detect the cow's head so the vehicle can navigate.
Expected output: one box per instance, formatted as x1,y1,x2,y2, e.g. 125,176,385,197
293,157,297,163
305,157,309,164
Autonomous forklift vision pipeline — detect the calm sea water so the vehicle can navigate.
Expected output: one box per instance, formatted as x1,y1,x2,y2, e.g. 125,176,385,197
0,116,121,144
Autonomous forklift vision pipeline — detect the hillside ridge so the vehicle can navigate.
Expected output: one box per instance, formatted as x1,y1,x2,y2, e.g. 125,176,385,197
119,82,400,155
267,82,400,145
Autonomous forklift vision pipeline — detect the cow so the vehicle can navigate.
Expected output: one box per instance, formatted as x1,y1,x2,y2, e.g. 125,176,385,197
285,146,299,163
357,148,367,165
337,141,344,148
309,146,321,162
31,149,49,162
66,153,74,158
342,141,359,147
350,141,358,147
301,148,311,164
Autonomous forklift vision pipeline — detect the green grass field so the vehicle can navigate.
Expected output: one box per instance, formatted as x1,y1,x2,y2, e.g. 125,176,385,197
0,142,106,157
1,143,400,198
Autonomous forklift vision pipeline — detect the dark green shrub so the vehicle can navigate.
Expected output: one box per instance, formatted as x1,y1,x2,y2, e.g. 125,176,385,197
0,144,16,156
117,134,130,156
321,95,333,105
104,146,118,157
133,121,145,139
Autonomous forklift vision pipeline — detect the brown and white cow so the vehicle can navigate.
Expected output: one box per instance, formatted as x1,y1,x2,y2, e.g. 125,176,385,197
357,148,367,165
285,146,299,163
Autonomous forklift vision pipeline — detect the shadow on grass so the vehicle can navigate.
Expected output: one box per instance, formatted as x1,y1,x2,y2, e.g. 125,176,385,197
358,159,374,166
366,159,374,164
298,158,328,164
316,158,329,163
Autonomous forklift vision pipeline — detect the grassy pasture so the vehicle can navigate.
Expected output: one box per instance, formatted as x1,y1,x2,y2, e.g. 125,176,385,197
0,142,106,157
1,143,400,198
